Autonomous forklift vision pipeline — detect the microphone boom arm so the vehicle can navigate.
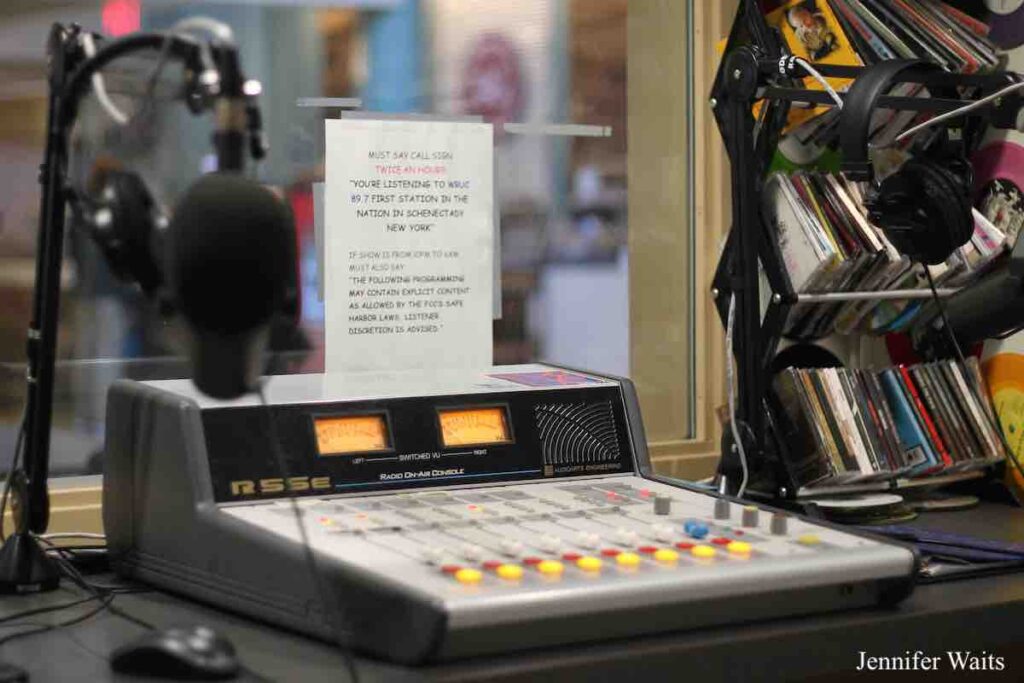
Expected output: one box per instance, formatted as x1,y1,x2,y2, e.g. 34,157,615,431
0,22,257,594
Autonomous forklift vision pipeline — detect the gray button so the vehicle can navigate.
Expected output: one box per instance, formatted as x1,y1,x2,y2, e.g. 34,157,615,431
770,512,788,536
741,506,759,527
714,498,731,520
654,496,672,516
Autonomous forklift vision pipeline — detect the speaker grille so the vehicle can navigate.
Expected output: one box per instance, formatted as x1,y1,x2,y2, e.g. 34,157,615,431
535,401,620,466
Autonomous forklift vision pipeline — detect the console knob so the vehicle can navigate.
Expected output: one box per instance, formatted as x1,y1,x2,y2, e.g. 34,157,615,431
714,498,731,520
614,528,638,546
539,535,561,553
420,547,444,564
741,505,759,528
576,532,599,549
654,496,672,516
499,539,524,557
460,544,483,561
770,512,789,536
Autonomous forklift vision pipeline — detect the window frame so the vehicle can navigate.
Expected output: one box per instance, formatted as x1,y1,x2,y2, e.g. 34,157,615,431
18,0,737,534
628,0,733,480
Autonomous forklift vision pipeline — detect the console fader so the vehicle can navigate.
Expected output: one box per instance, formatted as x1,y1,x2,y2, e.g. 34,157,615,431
103,364,917,664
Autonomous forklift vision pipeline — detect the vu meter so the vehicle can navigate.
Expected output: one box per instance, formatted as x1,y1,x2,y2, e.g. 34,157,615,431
314,414,390,455
438,406,512,447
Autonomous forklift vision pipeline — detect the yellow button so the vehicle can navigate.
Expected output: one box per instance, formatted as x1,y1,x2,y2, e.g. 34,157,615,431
454,568,482,585
727,541,752,555
576,556,603,572
653,548,679,563
691,545,716,559
616,552,641,568
537,560,564,576
798,534,821,546
496,564,523,580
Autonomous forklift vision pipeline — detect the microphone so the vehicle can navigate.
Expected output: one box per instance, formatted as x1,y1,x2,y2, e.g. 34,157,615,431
166,173,297,398
210,47,248,172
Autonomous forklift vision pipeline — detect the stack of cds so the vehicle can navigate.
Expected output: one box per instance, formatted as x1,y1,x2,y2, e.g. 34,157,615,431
772,357,1006,491
763,171,1012,338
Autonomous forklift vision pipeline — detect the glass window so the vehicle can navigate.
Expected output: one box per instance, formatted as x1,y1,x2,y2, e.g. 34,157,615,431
0,0,719,488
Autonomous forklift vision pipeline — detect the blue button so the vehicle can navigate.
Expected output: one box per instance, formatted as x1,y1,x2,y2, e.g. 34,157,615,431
683,520,709,539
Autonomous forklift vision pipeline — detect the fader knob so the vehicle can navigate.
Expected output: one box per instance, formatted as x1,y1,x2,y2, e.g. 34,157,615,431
460,544,483,561
500,539,524,557
575,532,599,549
420,547,444,565
539,535,561,553
654,496,672,516
614,528,638,546
741,506,759,528
770,512,789,536
714,498,731,520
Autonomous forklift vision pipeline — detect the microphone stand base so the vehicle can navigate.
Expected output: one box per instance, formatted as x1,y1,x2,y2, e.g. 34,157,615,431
0,532,60,595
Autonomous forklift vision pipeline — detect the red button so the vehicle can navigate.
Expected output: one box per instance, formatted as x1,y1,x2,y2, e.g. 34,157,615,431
712,537,731,546
483,560,502,570
606,491,618,500
640,489,651,498
562,552,581,562
675,542,695,550
734,529,744,536
440,564,462,575
523,556,543,566
638,546,658,554
601,548,621,557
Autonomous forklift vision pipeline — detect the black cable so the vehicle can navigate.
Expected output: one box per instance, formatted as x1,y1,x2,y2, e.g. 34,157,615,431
0,410,28,542
925,268,1024,482
256,383,359,683
0,594,114,648
58,553,272,682
0,595,104,627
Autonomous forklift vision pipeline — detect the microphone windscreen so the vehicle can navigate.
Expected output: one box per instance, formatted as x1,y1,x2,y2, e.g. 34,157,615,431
168,173,296,335
167,173,297,398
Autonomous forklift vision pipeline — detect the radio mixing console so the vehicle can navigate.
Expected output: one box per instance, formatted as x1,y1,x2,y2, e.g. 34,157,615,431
104,364,917,664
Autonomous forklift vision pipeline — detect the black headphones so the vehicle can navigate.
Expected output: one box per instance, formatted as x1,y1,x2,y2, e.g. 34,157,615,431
73,162,166,295
840,59,974,265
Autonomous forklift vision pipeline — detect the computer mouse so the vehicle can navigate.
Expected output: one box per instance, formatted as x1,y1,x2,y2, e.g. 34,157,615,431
110,625,240,680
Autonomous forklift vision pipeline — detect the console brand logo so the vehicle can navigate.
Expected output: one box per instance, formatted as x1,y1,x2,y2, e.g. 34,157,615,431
230,476,332,496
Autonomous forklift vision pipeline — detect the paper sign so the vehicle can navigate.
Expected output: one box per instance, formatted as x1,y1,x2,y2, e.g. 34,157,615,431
324,118,494,373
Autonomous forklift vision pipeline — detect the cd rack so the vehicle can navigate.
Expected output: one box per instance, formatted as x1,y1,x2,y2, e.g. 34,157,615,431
709,0,1021,502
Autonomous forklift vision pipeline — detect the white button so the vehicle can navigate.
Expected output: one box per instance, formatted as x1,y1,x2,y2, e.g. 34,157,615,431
499,539,524,557
652,524,674,542
576,531,599,549
615,528,638,545
539,535,561,553
460,544,484,561
420,547,444,564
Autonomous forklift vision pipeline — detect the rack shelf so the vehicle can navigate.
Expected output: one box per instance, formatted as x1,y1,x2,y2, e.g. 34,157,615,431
710,0,1012,502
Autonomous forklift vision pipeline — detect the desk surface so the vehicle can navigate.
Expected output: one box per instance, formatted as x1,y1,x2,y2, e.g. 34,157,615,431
3,502,1024,683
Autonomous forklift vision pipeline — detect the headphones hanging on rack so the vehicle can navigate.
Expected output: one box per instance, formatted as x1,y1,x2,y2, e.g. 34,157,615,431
840,59,974,266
